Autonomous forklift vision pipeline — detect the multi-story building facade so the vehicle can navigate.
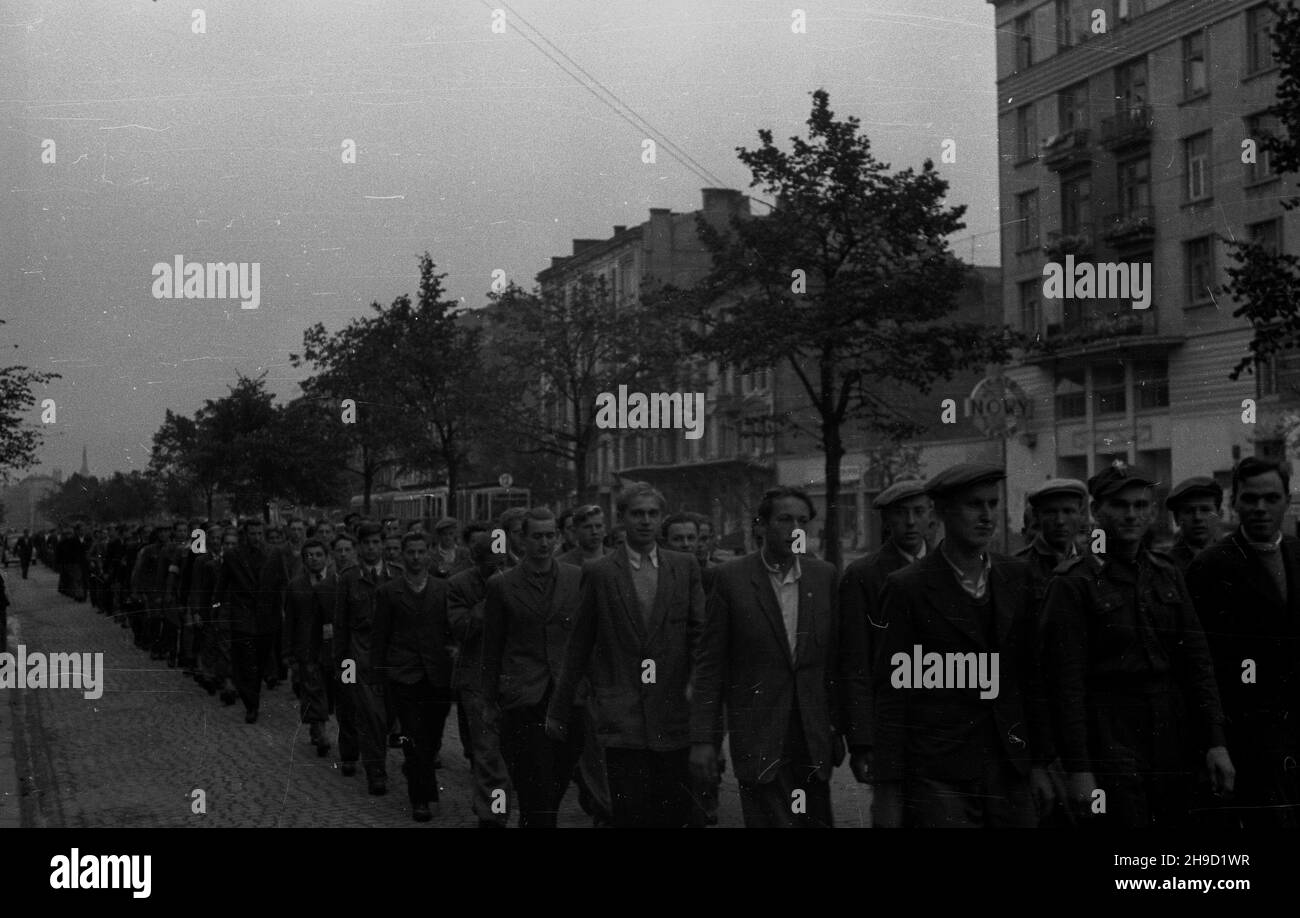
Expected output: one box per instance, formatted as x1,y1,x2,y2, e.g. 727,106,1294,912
989,0,1295,534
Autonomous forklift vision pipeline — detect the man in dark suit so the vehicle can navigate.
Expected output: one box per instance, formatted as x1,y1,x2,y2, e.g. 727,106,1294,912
1014,479,1087,610
690,486,872,827
335,522,399,793
1186,457,1299,827
548,482,707,827
1043,465,1234,828
840,479,930,669
373,531,456,822
448,530,512,828
15,530,33,580
288,539,339,758
1167,477,1223,572
873,463,1053,828
216,519,271,723
482,507,584,828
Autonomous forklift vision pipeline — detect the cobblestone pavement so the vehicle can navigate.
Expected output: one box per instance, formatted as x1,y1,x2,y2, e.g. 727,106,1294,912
1,565,870,828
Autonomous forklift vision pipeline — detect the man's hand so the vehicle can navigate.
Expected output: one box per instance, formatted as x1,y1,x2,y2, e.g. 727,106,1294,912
690,742,719,787
1067,771,1098,819
872,781,903,828
1206,746,1235,796
1029,766,1055,816
849,750,871,784
544,716,566,742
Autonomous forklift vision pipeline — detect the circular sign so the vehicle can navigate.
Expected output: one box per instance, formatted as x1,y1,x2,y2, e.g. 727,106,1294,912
968,376,1031,438
498,473,513,489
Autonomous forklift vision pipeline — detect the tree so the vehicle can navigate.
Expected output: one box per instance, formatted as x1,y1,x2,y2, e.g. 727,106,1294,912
658,89,1017,568
1226,1,1300,380
149,409,223,518
37,471,160,525
487,275,677,502
1,319,60,482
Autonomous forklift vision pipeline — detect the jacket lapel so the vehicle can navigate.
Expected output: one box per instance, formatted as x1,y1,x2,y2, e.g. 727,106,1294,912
611,550,647,641
989,559,1016,648
793,565,819,665
748,553,793,663
645,554,675,643
923,549,987,649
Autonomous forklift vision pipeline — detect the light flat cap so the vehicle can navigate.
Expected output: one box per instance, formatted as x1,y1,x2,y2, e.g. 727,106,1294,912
1026,478,1088,506
1087,465,1157,501
925,462,1005,498
873,479,929,510
433,516,459,532
1165,476,1223,510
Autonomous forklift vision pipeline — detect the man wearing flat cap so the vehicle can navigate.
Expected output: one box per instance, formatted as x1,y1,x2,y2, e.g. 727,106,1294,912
1016,479,1087,611
1042,465,1234,828
872,463,1053,827
1185,457,1300,827
431,517,472,580
1166,477,1223,571
840,479,931,670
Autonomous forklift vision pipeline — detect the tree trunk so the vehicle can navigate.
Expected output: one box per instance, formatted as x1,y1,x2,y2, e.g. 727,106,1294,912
204,486,213,520
572,440,589,504
362,463,374,515
821,422,845,570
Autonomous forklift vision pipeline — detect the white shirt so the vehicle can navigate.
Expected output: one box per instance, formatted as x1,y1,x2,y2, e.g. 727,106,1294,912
762,552,802,655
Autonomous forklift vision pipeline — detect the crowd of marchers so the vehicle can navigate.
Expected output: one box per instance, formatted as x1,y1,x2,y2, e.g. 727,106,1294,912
3,456,1295,829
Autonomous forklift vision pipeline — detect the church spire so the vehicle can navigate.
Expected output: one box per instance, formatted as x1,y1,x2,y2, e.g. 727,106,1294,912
80,444,89,477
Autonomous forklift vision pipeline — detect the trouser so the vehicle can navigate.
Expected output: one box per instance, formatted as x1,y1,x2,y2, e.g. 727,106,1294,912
389,680,452,806
345,679,388,779
604,747,693,828
232,631,273,713
1084,770,1194,829
298,660,337,724
906,762,1036,828
459,687,512,825
738,703,833,828
576,706,612,825
181,613,201,669
20,557,30,578
203,618,233,685
499,691,585,828
334,674,360,764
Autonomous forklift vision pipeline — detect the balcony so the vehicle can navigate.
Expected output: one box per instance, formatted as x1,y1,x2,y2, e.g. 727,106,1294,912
1101,206,1156,248
1043,226,1094,260
1025,302,1182,365
1040,129,1092,172
1100,105,1153,151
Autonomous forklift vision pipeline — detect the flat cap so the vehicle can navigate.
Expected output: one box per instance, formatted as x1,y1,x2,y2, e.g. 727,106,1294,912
1087,465,1157,501
925,462,1005,498
433,516,459,532
1026,478,1088,506
873,479,929,510
1165,476,1223,510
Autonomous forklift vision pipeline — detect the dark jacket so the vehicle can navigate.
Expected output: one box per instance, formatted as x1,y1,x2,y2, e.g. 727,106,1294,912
840,539,921,668
1185,531,1300,756
287,569,341,669
873,548,1050,784
481,561,583,711
447,566,492,693
372,575,454,689
334,562,399,682
689,552,871,785
548,548,705,750
215,544,271,635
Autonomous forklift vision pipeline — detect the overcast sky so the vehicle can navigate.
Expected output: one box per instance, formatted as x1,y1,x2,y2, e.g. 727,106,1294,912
1,0,1000,480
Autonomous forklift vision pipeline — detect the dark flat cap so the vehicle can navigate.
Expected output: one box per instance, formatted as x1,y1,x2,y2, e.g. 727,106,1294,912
925,462,1005,498
1026,478,1088,506
433,516,459,532
1165,476,1223,510
873,479,929,510
1088,465,1157,501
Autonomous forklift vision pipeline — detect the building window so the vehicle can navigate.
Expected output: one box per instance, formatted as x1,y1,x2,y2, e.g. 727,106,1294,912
1249,218,1282,254
1115,56,1148,110
1062,173,1092,236
1015,14,1034,71
1059,81,1089,132
1183,30,1208,97
1055,368,1086,419
1016,104,1038,161
1016,190,1040,251
1245,113,1279,184
1019,279,1041,335
1134,359,1169,410
1247,4,1276,74
1117,156,1151,213
1056,0,1073,49
1184,132,1212,201
1093,363,1126,416
1184,236,1215,304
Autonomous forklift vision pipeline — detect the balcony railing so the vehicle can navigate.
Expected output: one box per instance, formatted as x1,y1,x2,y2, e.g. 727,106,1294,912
1043,225,1095,260
1101,206,1156,247
1041,128,1092,172
1046,303,1157,341
1100,104,1153,150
